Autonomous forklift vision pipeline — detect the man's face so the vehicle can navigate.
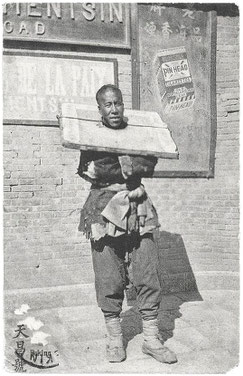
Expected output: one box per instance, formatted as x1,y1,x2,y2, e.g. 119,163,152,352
98,89,124,129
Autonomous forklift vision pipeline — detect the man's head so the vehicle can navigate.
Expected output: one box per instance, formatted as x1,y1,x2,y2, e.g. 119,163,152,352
96,84,124,129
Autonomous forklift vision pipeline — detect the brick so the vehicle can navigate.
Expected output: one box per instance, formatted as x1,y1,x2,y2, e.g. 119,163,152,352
4,171,11,179
4,220,18,227
19,178,36,185
37,169,60,178
33,191,62,198
11,185,39,192
217,81,239,89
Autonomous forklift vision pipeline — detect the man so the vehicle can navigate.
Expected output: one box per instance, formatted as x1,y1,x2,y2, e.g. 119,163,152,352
77,84,177,364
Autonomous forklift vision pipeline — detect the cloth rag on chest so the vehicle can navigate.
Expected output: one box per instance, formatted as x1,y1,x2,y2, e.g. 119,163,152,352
90,190,159,241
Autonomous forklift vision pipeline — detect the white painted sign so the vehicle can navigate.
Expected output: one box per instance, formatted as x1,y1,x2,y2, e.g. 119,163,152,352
3,53,117,124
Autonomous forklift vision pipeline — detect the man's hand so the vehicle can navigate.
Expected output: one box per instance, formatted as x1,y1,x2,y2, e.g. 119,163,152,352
128,185,146,200
83,161,96,179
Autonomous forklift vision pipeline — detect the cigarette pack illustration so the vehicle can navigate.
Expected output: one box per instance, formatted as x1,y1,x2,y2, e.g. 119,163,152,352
154,46,195,113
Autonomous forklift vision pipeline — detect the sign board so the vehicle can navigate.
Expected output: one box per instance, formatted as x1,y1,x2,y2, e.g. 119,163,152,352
3,52,118,125
3,3,131,48
59,103,178,158
132,4,217,177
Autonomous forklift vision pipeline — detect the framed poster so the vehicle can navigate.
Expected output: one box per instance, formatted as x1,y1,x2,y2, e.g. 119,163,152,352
131,3,217,177
3,51,118,126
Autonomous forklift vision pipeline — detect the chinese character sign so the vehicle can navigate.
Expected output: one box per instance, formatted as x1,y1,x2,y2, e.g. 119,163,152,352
137,4,216,176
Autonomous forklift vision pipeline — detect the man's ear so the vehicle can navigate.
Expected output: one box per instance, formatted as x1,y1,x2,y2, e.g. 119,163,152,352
98,106,101,115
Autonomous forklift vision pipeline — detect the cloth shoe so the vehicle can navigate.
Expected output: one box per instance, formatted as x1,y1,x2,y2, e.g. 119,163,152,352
105,317,126,362
142,319,177,364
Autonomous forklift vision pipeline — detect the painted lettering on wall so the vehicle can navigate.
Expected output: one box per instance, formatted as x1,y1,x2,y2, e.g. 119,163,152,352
3,3,130,48
3,3,123,23
148,5,203,43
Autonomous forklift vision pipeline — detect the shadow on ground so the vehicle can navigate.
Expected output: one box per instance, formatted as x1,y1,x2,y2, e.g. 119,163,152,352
121,230,203,349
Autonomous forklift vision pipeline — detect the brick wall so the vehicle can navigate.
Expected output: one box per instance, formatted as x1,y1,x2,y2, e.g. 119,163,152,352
4,14,239,294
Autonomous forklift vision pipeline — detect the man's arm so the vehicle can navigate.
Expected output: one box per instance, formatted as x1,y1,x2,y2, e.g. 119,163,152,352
77,151,157,186
118,155,158,180
77,151,124,184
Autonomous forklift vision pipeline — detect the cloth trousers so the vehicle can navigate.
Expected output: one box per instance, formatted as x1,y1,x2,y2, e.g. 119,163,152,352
91,233,161,320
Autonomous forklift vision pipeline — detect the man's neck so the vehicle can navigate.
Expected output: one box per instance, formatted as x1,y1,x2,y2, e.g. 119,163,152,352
102,119,127,130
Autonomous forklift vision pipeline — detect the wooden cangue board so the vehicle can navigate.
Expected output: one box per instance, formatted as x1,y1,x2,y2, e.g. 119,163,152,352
58,103,179,159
